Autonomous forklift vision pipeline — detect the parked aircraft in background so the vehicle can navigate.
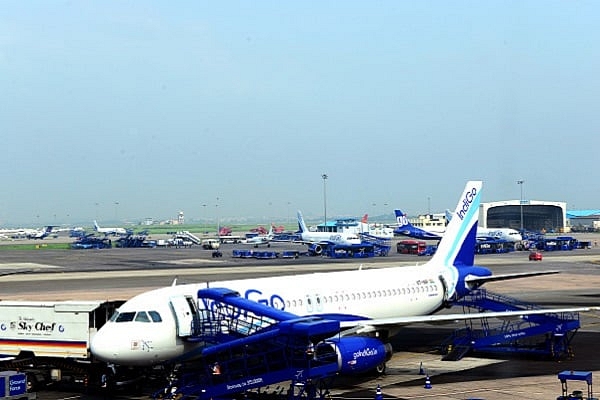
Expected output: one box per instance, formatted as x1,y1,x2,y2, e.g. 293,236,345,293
294,210,362,253
93,220,128,236
394,209,523,242
393,209,445,240
357,214,395,239
443,209,523,242
91,181,585,373
218,226,233,236
27,226,54,239
242,224,275,247
0,226,54,240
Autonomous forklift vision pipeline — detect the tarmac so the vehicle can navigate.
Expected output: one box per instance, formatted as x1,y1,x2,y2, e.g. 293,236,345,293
1,234,600,399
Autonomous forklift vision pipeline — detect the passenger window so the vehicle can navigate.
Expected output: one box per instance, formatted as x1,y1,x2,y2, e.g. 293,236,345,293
148,311,162,322
135,311,151,322
115,312,136,322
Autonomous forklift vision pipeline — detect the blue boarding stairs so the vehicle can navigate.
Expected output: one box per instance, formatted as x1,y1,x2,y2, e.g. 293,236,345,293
154,288,341,400
441,289,582,361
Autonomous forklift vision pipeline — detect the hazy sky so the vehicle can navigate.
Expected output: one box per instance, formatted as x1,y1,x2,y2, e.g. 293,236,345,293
1,1,599,227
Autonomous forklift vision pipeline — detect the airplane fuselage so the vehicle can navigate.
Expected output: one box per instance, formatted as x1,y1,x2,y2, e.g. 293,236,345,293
90,264,451,366
300,231,362,245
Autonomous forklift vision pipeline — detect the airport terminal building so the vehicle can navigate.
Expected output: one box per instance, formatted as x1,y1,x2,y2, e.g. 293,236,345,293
480,200,567,233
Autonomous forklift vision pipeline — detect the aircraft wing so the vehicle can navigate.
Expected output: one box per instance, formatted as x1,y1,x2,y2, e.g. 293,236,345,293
339,306,600,332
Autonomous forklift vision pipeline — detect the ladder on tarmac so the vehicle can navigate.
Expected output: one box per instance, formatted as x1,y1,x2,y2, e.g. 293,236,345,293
441,289,582,360
154,288,341,400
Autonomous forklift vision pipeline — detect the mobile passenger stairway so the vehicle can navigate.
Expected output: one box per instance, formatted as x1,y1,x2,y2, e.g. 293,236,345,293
154,288,340,400
441,289,582,361
359,233,392,256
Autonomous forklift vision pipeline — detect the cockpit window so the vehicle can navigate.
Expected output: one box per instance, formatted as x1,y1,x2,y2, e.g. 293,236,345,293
114,311,136,322
148,311,162,322
135,311,150,322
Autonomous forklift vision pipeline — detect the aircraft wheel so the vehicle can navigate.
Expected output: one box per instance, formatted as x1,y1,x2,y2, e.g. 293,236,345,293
375,362,386,375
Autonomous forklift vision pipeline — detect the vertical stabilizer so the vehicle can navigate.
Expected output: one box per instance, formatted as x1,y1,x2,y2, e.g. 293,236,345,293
394,210,410,229
430,181,482,268
297,211,309,233
393,209,443,240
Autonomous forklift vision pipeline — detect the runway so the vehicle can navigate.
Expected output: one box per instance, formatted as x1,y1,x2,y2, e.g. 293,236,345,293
1,240,600,399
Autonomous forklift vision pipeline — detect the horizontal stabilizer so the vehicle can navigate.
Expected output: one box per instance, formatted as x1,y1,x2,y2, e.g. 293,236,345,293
464,270,560,286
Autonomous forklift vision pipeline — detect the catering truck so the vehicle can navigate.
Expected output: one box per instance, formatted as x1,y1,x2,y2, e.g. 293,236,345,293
0,300,124,391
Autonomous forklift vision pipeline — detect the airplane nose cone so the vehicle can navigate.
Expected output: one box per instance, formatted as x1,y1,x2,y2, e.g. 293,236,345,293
90,329,118,362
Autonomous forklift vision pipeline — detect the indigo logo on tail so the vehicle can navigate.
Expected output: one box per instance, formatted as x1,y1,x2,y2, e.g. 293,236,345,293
456,187,477,220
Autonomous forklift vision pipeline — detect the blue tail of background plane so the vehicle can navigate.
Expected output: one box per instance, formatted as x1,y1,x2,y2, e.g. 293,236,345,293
393,209,443,240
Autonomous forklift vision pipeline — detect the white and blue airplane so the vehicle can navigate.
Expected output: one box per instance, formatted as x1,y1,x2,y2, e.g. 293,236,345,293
90,181,589,373
241,224,275,247
394,209,523,243
393,210,446,240
93,220,129,236
293,210,362,254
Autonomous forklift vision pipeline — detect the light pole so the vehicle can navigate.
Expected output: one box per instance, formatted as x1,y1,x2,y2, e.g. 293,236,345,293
321,174,328,228
517,180,524,232
215,197,220,237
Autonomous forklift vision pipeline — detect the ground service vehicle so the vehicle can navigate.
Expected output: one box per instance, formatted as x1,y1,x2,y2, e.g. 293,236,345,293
0,300,123,391
0,371,35,399
396,240,427,255
529,251,543,261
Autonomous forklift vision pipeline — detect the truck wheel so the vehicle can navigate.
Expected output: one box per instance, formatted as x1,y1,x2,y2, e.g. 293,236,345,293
26,373,37,392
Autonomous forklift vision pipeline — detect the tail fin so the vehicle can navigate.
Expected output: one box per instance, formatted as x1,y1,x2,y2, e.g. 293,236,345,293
444,209,453,222
361,214,368,224
430,181,482,267
297,211,309,233
93,220,100,231
394,210,411,228
394,209,442,240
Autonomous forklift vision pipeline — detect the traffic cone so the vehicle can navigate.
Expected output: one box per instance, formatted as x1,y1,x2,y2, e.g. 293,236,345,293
419,362,425,375
424,375,432,389
374,384,383,400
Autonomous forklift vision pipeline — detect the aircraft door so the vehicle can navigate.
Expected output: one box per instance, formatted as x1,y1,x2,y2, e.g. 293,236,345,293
169,295,198,337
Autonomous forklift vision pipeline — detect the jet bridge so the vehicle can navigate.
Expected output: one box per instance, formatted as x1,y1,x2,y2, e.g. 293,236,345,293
154,288,341,400
441,289,582,361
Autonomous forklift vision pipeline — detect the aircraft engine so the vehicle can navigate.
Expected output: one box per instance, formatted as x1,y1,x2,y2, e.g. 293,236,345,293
307,243,323,256
316,336,392,375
